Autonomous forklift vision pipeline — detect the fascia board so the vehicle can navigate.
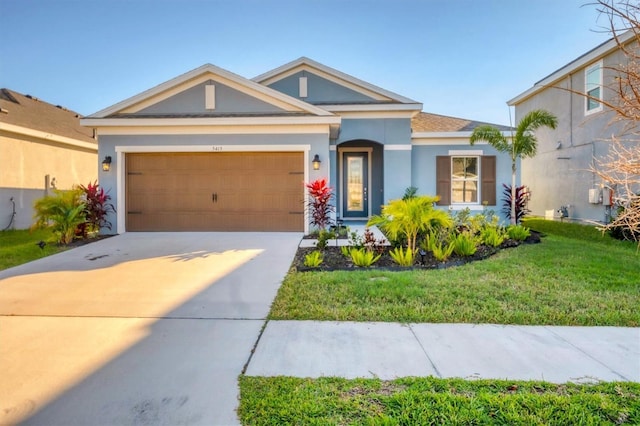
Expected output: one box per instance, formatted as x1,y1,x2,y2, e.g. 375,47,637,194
508,30,635,106
253,56,421,104
81,116,341,127
326,103,423,112
0,122,98,151
411,131,512,139
89,63,335,118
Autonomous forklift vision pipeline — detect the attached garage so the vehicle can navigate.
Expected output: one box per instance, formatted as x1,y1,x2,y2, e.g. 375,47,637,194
125,151,305,231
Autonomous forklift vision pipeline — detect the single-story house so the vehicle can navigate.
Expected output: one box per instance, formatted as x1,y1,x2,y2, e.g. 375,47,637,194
0,89,98,230
81,57,513,234
508,30,638,223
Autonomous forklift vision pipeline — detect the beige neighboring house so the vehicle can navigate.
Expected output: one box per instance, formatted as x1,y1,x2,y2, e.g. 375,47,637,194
0,89,98,230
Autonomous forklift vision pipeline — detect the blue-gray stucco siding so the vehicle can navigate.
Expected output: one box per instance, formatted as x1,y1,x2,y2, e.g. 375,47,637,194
267,71,377,104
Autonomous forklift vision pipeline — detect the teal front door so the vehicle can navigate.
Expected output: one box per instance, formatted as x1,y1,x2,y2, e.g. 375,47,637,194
342,152,368,218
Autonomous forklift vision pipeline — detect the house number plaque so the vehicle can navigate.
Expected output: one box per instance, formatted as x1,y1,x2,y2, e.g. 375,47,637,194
212,146,223,151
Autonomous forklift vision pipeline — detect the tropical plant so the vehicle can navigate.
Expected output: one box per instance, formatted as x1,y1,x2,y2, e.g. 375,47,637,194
340,245,351,257
502,184,531,224
368,195,453,253
77,181,115,236
481,226,506,247
422,231,455,262
389,246,414,267
470,109,558,225
402,186,418,200
348,247,381,267
452,232,478,256
507,224,531,241
306,178,334,231
303,250,324,268
32,189,86,244
315,229,334,250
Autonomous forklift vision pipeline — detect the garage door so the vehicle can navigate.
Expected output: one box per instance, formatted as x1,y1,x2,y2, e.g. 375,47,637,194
126,152,304,231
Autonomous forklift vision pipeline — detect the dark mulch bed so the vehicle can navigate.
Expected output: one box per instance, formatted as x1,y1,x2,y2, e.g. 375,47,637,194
293,231,541,272
63,234,115,248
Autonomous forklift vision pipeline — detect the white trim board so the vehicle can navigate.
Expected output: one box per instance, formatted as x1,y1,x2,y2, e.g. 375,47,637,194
384,145,412,151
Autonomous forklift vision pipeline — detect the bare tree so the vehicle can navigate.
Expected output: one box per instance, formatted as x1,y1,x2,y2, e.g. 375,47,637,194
586,0,640,244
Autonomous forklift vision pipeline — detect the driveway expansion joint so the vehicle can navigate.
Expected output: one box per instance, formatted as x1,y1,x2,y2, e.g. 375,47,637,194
408,323,443,378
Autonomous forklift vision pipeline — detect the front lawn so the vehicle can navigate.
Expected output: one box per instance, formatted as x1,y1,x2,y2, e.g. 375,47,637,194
0,228,69,271
269,219,640,326
238,376,640,425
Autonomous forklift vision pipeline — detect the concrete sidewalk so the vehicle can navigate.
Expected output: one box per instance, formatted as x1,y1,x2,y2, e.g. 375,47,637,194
246,321,640,383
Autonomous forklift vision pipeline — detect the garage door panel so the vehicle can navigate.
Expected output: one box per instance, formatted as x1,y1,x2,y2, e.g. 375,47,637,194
126,152,304,231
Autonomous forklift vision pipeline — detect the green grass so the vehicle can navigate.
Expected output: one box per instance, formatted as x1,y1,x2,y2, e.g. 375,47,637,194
270,220,640,326
0,228,69,270
238,376,640,425
523,218,638,247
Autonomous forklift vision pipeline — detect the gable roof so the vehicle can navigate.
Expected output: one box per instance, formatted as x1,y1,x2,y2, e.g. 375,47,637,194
87,63,335,118
0,88,96,144
411,112,512,133
253,57,422,106
508,29,636,106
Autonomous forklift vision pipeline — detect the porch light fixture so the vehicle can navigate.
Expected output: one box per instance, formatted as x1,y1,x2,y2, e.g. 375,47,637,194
102,156,112,172
312,154,321,170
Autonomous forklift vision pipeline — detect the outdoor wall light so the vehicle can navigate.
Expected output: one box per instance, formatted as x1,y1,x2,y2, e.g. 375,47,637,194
312,154,321,170
102,156,112,172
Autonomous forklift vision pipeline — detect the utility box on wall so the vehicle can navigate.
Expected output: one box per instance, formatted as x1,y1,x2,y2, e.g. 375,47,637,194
602,188,613,206
588,188,601,204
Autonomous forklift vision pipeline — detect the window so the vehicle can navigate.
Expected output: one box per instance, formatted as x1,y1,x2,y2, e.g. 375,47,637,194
436,155,496,206
585,61,602,114
451,157,478,203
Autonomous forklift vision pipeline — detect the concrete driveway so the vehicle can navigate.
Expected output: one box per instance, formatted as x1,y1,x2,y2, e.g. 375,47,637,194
0,232,301,426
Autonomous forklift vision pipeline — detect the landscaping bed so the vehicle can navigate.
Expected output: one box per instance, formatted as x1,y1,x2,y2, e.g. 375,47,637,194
293,232,540,271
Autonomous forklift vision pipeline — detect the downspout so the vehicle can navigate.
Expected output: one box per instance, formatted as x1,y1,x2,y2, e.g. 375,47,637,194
569,73,574,147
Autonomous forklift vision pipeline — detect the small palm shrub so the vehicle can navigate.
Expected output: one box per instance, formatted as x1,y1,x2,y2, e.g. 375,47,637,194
389,247,414,267
303,250,323,268
453,232,478,257
368,195,452,253
481,226,506,247
507,224,531,241
33,189,86,245
347,247,381,267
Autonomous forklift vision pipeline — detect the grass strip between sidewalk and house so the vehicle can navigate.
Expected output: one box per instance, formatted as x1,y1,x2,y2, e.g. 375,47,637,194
0,228,69,271
269,219,640,326
238,376,640,425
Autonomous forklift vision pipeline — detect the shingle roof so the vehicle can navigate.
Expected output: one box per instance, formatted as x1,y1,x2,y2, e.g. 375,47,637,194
411,112,512,133
0,89,96,143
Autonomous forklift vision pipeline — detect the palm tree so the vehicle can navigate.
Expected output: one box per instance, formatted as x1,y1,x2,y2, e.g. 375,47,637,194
368,195,453,253
470,109,558,225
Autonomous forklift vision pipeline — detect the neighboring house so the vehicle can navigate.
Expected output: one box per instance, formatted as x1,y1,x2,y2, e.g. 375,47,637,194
508,31,637,224
0,89,98,230
81,57,513,234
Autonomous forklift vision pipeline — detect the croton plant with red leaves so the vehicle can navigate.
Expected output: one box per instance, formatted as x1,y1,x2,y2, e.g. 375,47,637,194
76,181,115,237
306,178,335,230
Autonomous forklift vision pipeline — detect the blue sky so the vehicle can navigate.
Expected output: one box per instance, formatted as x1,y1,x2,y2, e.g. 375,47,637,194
1,0,611,125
